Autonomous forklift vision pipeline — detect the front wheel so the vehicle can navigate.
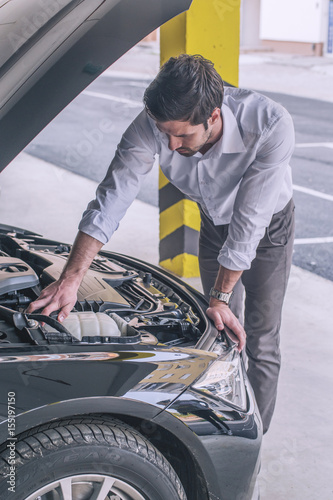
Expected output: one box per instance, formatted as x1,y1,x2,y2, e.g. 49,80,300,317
0,417,187,500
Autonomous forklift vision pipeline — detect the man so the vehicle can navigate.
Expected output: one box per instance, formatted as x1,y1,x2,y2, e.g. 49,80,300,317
27,54,295,433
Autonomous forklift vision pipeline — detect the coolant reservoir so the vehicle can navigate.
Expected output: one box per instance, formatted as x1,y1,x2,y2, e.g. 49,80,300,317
109,313,129,335
61,312,122,341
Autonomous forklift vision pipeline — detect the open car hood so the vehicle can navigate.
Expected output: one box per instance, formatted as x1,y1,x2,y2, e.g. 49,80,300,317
0,0,192,171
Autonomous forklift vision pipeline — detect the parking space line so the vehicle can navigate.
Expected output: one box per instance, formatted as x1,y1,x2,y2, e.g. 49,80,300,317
294,237,333,245
83,90,142,107
293,184,333,202
295,142,333,149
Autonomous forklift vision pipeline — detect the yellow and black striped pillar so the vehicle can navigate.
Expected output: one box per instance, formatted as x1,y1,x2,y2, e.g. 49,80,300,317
159,171,201,276
159,0,241,277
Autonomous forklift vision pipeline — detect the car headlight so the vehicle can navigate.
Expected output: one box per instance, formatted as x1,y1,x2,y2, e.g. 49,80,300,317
192,345,247,412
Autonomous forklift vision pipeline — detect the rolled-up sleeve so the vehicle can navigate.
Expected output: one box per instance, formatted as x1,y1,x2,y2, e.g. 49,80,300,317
218,109,295,270
79,111,157,244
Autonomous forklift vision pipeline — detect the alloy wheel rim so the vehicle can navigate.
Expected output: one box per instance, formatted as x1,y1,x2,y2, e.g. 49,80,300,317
24,473,147,500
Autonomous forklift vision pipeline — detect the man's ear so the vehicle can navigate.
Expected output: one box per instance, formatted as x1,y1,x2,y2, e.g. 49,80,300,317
209,107,221,125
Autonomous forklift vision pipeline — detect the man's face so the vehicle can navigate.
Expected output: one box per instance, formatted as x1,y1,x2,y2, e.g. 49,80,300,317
155,119,213,157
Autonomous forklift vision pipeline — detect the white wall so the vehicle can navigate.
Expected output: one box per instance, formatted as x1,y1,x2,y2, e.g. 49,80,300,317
321,0,332,53
260,0,324,43
240,0,262,47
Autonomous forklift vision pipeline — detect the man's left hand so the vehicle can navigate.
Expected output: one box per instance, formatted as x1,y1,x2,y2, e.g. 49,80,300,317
206,298,246,352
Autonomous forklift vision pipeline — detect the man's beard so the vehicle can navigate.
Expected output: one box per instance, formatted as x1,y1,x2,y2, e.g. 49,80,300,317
175,148,197,157
176,129,213,157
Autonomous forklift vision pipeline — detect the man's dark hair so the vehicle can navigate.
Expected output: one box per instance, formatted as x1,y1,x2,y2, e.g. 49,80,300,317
144,54,224,129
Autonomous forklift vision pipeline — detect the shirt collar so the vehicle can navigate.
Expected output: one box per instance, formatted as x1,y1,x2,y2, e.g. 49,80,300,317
148,103,247,157
206,103,247,158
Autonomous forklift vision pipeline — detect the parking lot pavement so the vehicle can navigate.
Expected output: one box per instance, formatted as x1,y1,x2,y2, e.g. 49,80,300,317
239,52,333,103
1,151,333,499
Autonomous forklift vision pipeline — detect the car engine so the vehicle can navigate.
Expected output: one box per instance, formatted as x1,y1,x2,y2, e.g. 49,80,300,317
0,228,206,347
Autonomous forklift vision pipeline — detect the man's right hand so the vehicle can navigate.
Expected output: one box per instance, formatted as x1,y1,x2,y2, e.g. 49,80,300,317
25,231,104,322
26,276,80,322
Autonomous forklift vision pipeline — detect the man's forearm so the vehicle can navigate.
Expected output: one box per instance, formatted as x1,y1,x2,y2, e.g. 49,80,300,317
60,231,104,284
213,265,243,293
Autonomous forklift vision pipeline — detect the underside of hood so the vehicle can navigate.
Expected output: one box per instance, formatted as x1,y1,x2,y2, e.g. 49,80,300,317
0,0,192,171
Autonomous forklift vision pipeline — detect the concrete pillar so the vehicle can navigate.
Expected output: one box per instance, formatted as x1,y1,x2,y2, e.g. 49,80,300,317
159,0,240,277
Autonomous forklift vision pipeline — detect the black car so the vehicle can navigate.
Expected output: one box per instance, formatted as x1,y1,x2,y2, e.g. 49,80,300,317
0,1,262,499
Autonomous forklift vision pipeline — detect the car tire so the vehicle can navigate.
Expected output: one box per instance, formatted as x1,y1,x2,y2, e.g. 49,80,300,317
0,417,187,500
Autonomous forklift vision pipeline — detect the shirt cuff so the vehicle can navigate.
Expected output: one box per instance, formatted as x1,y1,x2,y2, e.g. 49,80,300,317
218,238,259,271
78,209,119,245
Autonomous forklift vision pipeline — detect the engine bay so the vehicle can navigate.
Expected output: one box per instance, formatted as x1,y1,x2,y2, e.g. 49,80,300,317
0,228,206,347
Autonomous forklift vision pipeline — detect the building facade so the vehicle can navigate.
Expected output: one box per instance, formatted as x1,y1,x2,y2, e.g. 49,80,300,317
241,0,333,56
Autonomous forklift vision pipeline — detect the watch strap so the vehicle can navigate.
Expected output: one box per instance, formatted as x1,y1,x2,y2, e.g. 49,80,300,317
209,287,233,305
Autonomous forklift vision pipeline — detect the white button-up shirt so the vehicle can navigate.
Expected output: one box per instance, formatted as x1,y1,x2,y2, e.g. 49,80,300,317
79,87,294,271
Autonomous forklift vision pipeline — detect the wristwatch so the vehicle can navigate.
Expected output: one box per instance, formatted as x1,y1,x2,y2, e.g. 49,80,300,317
209,287,233,305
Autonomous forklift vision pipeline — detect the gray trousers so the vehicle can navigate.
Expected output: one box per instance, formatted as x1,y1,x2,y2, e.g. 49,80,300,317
198,199,295,433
